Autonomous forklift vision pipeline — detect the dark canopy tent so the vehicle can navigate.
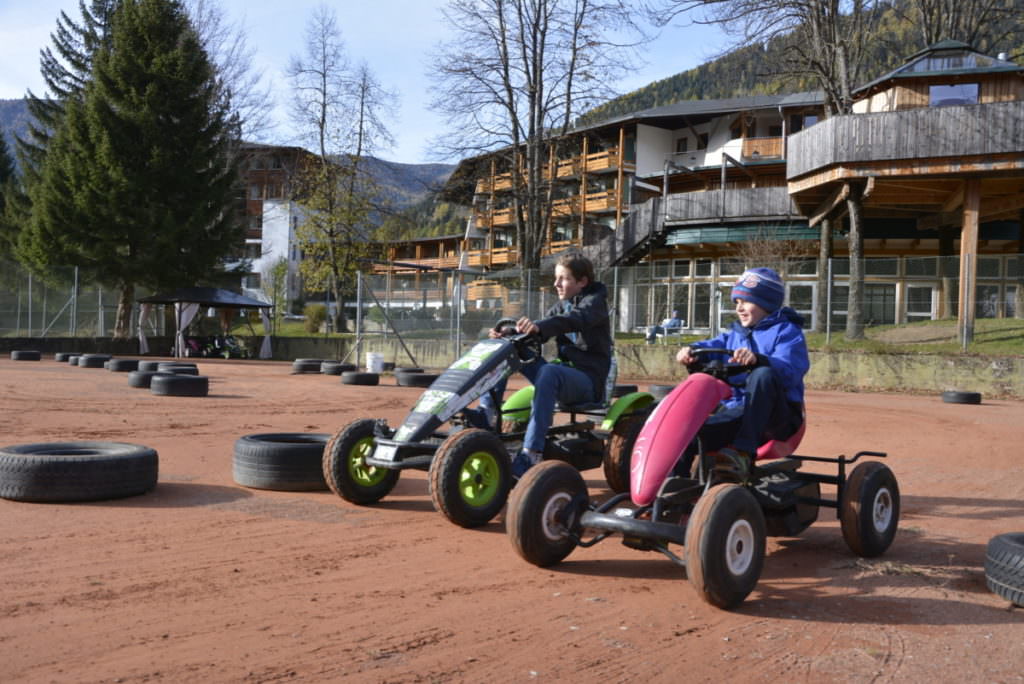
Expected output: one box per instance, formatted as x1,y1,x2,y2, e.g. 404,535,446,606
137,287,273,358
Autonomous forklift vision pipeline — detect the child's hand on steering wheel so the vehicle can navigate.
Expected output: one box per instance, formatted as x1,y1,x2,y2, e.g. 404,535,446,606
730,348,757,366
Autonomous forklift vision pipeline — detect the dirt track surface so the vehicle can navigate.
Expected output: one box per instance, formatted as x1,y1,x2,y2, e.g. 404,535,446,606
1,356,1022,683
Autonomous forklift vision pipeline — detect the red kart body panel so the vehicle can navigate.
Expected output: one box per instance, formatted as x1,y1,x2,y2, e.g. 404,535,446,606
629,373,806,506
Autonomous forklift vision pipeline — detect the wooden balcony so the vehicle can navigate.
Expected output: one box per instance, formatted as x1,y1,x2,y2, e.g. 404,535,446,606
741,137,784,161
663,187,799,224
493,172,515,191
467,247,519,267
786,100,1024,185
551,197,578,217
582,189,617,212
474,178,493,195
467,280,506,300
492,207,515,226
583,148,634,173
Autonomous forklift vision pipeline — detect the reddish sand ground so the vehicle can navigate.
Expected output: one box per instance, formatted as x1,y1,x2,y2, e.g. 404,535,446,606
0,356,1021,683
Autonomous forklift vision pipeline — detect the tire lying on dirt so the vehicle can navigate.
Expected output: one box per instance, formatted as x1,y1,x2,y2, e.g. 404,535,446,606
396,371,439,388
78,353,111,368
158,362,198,375
429,428,512,528
292,358,324,374
68,355,81,366
55,352,80,362
323,418,399,504
840,461,900,557
985,532,1024,607
10,350,41,361
0,441,158,503
341,371,379,386
128,371,174,388
507,460,586,566
150,374,209,397
233,433,330,491
393,367,423,374
685,483,767,610
138,360,162,372
320,361,355,375
941,390,982,405
108,358,139,372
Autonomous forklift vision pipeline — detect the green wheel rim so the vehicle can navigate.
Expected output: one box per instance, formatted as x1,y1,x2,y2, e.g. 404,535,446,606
458,450,502,507
347,436,388,487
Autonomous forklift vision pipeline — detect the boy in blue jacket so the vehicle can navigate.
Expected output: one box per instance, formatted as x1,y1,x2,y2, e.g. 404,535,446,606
675,267,809,478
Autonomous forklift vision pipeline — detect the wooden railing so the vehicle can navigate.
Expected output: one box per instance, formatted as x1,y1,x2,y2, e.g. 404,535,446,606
582,189,617,211
467,281,506,299
467,247,518,267
741,137,784,160
584,148,633,173
786,101,1024,179
492,207,515,225
664,187,798,223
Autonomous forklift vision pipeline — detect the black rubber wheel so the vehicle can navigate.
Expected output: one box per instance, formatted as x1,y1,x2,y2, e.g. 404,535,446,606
68,355,81,366
603,408,649,493
323,418,399,504
108,358,139,372
233,433,330,491
381,361,395,372
685,483,767,610
138,360,163,372
985,532,1024,607
611,384,638,398
292,358,324,373
150,374,209,397
158,362,199,375
941,390,982,405
396,371,438,388
54,352,79,362
429,428,511,528
341,371,379,386
10,350,41,361
320,361,345,375
506,461,586,566
649,383,676,402
78,354,111,368
393,367,423,374
0,441,158,503
128,371,174,388
840,461,900,557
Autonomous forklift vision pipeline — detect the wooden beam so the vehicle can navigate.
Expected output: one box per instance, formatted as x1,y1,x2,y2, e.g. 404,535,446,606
941,182,965,213
980,192,1024,219
958,179,981,343
809,184,850,227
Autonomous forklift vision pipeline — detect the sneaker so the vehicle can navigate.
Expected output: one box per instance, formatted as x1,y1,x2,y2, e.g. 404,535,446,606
463,405,496,431
713,447,751,483
510,448,542,479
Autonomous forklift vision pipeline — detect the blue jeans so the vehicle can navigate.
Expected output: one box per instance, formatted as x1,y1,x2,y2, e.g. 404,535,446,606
481,357,596,453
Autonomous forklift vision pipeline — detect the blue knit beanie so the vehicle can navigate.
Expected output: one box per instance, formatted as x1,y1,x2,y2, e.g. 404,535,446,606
731,267,785,313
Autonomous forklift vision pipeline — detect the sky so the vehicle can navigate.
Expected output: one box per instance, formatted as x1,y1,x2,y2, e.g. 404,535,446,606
0,0,727,165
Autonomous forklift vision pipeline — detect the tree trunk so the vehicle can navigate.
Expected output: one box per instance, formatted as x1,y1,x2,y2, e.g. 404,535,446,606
814,218,833,333
114,283,135,340
938,225,956,318
845,183,865,340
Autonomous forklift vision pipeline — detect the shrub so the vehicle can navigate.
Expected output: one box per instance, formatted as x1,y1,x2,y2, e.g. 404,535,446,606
303,304,327,333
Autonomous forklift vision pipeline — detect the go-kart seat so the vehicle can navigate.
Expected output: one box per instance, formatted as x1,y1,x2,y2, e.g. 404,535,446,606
555,353,619,414
755,409,806,461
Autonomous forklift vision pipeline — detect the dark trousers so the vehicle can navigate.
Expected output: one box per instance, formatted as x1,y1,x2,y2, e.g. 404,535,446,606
676,366,801,474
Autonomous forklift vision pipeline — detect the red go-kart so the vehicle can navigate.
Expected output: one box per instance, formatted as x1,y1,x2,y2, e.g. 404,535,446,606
506,348,900,609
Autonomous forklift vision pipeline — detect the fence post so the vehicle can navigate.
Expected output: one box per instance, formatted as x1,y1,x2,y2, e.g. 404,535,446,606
28,273,33,337
355,272,364,366
826,258,833,346
71,267,78,336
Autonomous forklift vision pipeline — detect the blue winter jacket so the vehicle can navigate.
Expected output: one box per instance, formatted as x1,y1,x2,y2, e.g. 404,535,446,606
690,307,809,410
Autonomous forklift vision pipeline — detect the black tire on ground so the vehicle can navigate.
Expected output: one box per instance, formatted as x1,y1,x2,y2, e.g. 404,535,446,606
396,371,438,388
985,532,1024,607
341,371,379,386
233,433,331,491
10,350,42,361
68,356,81,366
54,352,80,362
0,441,158,503
649,384,677,402
393,367,423,374
292,358,324,373
108,358,139,372
320,361,344,375
323,418,399,504
840,461,900,557
685,483,767,610
603,408,650,493
428,428,512,528
150,374,209,397
128,371,174,388
78,354,111,368
381,361,395,372
506,460,586,566
941,390,982,405
611,384,638,398
138,360,162,372
158,362,199,376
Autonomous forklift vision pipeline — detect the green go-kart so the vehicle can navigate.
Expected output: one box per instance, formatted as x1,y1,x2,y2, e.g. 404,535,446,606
323,320,655,528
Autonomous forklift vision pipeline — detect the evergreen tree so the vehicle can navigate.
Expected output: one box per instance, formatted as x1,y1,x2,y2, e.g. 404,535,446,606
0,134,17,253
18,0,241,339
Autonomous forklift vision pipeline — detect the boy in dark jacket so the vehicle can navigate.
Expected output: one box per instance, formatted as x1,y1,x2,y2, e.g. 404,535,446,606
475,252,612,478
675,267,809,478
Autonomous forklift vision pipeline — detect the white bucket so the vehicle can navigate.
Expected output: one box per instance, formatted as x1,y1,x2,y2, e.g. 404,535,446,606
365,352,384,374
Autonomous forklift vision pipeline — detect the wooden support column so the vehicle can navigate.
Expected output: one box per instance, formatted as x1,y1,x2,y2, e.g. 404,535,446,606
958,178,981,343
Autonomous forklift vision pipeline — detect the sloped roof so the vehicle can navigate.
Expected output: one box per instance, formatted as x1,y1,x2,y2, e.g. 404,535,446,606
138,287,271,308
592,91,823,129
855,41,1024,96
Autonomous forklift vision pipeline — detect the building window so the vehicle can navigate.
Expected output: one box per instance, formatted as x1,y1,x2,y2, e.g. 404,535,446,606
696,133,709,150
788,284,814,329
864,284,896,326
243,273,261,289
695,259,712,276
929,83,978,107
719,258,745,276
768,125,783,137
906,285,934,321
675,137,689,153
672,259,691,278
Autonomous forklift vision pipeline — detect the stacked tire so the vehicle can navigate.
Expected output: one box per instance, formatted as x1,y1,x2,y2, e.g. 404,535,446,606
233,433,330,491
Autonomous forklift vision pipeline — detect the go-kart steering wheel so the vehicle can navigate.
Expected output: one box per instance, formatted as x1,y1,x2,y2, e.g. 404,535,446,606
493,318,518,337
493,317,542,362
686,347,751,381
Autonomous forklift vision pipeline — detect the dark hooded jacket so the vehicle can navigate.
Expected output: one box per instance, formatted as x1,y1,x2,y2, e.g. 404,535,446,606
534,281,612,401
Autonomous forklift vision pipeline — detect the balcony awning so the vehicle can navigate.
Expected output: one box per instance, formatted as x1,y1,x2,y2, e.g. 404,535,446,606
664,222,814,246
